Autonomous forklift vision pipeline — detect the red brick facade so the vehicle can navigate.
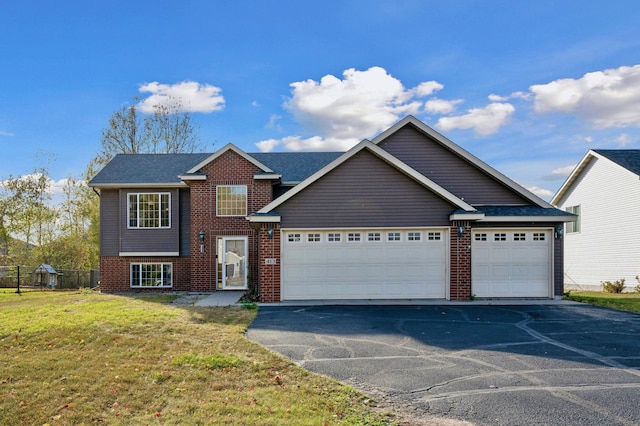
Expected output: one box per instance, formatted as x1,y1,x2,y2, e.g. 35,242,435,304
257,223,281,302
188,150,273,293
449,221,472,300
99,256,191,293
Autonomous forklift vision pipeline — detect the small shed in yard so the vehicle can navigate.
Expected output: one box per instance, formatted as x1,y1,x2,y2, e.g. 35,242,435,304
34,264,58,288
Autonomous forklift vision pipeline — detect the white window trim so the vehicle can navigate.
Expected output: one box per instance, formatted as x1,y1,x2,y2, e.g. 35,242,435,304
216,185,248,217
127,192,171,229
130,262,173,288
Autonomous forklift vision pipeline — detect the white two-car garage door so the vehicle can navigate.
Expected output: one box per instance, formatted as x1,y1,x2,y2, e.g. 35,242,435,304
281,229,447,300
471,229,552,298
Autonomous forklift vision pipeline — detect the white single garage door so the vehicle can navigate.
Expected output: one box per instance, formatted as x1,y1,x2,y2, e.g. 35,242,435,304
281,229,447,300
471,229,552,298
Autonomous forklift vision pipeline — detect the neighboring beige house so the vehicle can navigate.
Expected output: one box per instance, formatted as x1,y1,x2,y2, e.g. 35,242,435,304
552,149,640,291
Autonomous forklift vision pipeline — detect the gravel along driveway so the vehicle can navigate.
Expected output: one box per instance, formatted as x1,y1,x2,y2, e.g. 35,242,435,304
246,304,640,426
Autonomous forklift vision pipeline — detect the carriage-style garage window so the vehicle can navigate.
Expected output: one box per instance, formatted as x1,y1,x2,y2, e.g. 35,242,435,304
327,233,341,242
408,232,421,241
533,233,546,241
216,185,247,216
307,233,321,242
494,233,507,241
474,233,487,241
428,232,441,241
367,232,381,241
347,232,361,242
128,193,170,228
513,233,526,241
287,233,301,242
387,232,401,241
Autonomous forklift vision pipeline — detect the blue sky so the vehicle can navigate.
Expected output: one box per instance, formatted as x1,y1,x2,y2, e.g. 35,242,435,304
1,1,640,201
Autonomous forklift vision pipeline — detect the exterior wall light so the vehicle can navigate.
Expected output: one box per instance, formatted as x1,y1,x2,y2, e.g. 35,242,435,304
267,225,274,239
457,225,465,238
555,224,564,239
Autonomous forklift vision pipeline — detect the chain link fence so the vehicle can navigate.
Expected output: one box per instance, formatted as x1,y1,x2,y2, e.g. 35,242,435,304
0,265,100,290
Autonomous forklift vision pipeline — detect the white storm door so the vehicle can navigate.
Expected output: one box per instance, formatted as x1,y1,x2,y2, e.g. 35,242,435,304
219,237,248,289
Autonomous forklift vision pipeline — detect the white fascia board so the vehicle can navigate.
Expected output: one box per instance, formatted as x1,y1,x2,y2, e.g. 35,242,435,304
185,143,274,174
551,150,598,206
449,213,486,221
253,173,282,180
89,183,187,189
372,115,552,208
256,139,475,214
476,216,576,223
178,174,207,181
246,215,281,223
119,252,179,257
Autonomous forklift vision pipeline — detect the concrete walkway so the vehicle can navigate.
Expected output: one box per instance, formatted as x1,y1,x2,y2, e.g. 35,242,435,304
194,291,245,307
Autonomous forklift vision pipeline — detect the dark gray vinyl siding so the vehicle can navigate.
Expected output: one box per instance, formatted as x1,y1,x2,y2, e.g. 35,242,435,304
100,190,120,256
119,189,180,253
278,150,455,228
379,125,530,205
179,189,191,256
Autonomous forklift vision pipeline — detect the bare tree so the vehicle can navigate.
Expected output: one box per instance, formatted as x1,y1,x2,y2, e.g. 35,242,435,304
93,97,203,170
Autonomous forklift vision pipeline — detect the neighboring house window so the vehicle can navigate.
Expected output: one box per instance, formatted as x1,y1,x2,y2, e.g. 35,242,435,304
128,193,170,228
216,185,247,216
408,232,421,241
428,232,441,241
565,205,581,233
130,263,172,288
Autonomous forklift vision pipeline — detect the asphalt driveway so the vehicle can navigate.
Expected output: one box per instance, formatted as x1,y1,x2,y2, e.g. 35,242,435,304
246,303,640,425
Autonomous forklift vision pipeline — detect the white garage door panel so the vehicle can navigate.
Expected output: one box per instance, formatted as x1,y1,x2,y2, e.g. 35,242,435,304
282,229,447,300
472,229,551,298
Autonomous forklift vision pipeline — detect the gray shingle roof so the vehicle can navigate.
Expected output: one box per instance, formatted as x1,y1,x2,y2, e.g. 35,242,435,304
593,149,640,176
89,151,343,186
250,152,342,183
451,205,574,218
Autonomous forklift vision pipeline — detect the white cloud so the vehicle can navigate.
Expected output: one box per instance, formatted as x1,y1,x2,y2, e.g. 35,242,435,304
526,185,555,199
616,133,632,147
542,165,576,181
424,98,462,114
265,114,282,131
0,174,76,197
412,81,444,97
253,66,446,152
255,139,281,152
0,130,14,137
530,64,640,128
137,81,225,113
435,103,515,135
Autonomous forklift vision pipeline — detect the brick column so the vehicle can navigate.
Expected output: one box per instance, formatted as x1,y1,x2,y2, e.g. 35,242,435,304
258,223,281,302
450,221,472,300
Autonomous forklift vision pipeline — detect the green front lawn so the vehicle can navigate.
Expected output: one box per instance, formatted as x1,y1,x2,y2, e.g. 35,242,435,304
564,291,640,314
0,290,394,425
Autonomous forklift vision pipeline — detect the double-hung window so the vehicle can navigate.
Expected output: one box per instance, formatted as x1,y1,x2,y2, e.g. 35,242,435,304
128,193,170,228
130,263,172,288
565,205,581,233
217,185,247,216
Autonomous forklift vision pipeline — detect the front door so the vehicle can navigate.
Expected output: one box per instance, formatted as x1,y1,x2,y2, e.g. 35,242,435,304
218,237,248,289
